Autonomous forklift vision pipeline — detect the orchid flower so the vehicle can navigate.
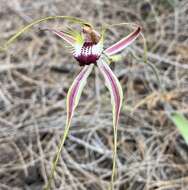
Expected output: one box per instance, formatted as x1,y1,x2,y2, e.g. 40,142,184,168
44,24,141,190
0,16,141,190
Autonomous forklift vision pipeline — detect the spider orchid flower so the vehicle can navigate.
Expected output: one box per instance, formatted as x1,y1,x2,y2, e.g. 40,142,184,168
46,24,141,127
44,24,141,189
0,17,141,189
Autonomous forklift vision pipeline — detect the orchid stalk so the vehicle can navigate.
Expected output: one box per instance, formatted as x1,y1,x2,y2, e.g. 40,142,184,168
0,16,142,190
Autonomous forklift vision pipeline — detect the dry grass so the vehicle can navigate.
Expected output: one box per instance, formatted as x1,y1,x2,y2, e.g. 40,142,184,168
0,0,188,189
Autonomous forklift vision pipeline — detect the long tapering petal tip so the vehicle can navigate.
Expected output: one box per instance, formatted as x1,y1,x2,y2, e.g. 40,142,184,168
104,26,141,56
41,28,76,46
97,58,123,189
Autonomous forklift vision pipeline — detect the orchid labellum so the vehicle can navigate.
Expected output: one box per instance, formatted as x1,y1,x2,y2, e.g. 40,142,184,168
0,16,141,190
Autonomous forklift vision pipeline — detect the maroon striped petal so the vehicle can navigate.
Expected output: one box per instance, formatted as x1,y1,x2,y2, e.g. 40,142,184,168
104,26,141,56
67,65,93,123
97,59,123,128
44,65,93,190
97,59,123,188
43,28,76,46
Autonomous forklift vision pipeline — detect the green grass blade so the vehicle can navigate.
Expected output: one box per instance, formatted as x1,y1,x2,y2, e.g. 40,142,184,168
169,112,188,144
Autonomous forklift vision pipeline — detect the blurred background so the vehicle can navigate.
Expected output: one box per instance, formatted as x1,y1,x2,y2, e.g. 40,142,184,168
0,0,188,189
